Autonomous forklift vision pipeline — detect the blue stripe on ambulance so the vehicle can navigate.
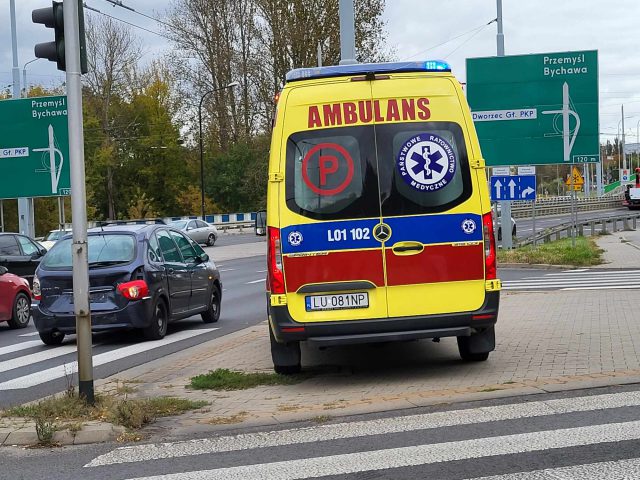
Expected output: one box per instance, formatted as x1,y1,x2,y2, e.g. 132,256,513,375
384,213,483,244
281,213,483,255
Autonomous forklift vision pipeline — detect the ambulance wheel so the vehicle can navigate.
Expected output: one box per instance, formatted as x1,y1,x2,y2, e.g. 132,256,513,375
457,327,495,362
270,326,301,375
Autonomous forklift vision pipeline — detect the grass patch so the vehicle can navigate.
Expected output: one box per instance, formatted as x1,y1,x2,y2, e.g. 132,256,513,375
189,368,307,391
2,394,207,430
498,237,603,266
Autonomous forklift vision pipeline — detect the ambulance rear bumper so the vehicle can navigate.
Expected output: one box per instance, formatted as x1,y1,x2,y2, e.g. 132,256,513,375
269,291,499,347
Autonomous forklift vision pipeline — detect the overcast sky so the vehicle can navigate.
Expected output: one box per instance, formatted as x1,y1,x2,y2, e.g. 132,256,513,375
2,0,639,142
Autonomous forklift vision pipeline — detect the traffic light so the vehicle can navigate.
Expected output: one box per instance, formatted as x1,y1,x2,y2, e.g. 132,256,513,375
32,1,87,74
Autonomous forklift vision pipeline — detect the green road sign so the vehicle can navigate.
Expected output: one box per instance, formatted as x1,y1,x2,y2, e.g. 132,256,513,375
466,50,599,166
0,95,70,199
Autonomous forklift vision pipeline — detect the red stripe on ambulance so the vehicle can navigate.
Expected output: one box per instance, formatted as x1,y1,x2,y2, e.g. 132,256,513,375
283,250,385,292
385,244,484,286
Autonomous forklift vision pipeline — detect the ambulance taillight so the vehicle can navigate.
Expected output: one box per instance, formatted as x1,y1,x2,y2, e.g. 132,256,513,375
267,227,285,294
482,212,497,280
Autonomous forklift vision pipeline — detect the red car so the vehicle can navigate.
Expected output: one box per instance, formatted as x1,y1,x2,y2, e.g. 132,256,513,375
0,265,31,329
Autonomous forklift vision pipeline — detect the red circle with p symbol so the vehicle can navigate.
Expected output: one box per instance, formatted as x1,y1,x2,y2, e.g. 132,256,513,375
301,143,354,196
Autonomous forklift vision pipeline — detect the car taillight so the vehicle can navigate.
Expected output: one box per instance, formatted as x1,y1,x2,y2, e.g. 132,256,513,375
32,274,41,300
483,212,497,280
117,280,149,300
267,226,285,294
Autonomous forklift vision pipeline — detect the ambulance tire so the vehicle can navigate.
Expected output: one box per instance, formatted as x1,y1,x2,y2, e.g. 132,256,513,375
457,326,495,362
269,326,301,375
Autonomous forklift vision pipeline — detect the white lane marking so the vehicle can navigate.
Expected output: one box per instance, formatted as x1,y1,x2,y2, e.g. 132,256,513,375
544,270,640,276
561,285,640,291
218,268,235,272
469,457,640,479
110,421,640,480
86,390,640,467
246,279,265,284
18,332,41,337
0,345,78,374
563,268,588,273
0,340,44,357
0,328,218,391
256,269,267,273
503,277,640,286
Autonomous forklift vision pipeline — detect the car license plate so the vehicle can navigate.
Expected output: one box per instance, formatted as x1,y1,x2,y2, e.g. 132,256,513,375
305,292,369,312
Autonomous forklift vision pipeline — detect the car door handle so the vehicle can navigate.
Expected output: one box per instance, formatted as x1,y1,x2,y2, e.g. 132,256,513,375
391,242,424,255
166,268,175,274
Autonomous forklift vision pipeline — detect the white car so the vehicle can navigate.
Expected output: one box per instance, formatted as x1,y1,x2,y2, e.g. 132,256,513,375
168,219,219,246
39,229,70,251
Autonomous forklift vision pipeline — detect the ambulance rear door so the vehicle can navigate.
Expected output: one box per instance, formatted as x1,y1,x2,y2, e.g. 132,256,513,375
371,76,487,318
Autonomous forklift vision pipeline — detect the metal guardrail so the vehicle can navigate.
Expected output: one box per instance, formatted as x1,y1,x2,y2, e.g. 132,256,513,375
516,211,640,247
510,195,623,219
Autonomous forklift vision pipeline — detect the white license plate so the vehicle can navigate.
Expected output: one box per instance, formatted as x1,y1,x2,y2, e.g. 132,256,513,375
305,292,369,312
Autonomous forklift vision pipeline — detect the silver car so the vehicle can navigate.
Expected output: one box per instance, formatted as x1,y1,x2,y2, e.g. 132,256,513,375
168,219,219,246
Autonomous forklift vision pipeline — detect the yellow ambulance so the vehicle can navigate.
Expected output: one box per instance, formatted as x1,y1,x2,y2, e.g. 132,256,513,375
266,61,500,374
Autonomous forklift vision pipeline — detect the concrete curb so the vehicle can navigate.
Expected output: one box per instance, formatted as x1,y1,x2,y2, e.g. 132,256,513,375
0,420,125,447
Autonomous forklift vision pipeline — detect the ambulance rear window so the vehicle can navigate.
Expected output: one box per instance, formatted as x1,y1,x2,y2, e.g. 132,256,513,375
285,126,380,220
376,121,472,215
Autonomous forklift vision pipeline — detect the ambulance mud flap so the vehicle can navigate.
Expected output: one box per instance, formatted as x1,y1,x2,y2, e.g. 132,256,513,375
269,324,302,375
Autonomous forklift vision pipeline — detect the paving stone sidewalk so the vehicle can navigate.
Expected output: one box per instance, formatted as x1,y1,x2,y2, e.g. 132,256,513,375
95,287,640,440
595,229,640,268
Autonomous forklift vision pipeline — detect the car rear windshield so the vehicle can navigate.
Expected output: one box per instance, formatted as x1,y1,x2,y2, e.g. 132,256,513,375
169,221,187,229
285,122,471,220
42,234,136,269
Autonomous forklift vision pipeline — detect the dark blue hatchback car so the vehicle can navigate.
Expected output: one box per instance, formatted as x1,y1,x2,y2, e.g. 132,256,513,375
32,224,222,345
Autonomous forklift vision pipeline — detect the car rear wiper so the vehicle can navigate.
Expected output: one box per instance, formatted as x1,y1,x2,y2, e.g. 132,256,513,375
88,260,128,267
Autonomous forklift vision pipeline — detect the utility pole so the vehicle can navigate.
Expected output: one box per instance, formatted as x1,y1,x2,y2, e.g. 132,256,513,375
338,0,357,65
622,105,627,171
65,0,94,404
496,0,512,249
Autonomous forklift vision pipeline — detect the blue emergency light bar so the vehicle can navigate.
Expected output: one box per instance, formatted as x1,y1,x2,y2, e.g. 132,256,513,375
285,60,451,82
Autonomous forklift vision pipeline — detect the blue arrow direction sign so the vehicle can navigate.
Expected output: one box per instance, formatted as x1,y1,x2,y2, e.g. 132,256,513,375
490,175,537,201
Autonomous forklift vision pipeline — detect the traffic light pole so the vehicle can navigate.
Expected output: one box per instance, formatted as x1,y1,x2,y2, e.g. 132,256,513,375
64,0,94,404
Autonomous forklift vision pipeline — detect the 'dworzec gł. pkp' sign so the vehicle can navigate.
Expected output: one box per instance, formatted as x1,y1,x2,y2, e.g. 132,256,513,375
466,50,599,166
0,95,70,199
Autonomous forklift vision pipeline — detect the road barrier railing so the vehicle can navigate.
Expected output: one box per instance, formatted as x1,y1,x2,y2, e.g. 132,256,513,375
510,195,624,219
516,211,640,247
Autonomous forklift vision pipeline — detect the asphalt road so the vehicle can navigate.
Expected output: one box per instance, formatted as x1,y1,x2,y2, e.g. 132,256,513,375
0,254,267,408
4,384,640,479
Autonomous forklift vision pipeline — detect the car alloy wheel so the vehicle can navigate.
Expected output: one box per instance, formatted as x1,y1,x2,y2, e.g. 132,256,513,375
8,293,30,329
207,234,216,246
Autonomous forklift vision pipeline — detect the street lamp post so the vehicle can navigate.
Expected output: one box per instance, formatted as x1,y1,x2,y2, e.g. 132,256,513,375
198,81,239,221
22,58,41,97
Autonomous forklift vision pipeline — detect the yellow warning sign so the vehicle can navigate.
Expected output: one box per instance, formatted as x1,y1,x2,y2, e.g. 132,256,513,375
565,167,584,186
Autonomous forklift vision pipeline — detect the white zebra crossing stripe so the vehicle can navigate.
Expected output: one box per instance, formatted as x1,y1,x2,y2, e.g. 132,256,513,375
106,421,640,480
0,340,44,356
0,344,77,374
246,279,265,284
86,390,640,467
0,328,218,391
18,331,41,337
470,457,640,479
